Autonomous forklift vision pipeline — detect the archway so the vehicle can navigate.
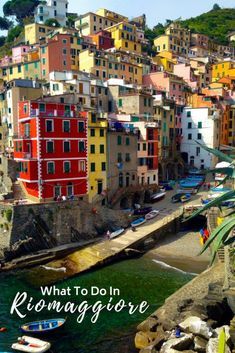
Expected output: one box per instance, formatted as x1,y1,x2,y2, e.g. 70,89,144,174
120,197,129,209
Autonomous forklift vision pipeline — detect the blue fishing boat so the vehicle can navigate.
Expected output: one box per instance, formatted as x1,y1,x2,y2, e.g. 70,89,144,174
131,217,146,228
179,180,200,188
21,318,66,334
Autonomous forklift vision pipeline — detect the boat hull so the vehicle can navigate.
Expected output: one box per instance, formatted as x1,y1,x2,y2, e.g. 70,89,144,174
12,336,51,353
21,318,66,334
145,210,159,220
110,228,125,239
131,218,146,227
150,192,166,203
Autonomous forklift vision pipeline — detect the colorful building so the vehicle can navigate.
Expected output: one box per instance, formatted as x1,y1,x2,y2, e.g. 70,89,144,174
212,59,235,82
88,30,114,50
14,100,88,201
34,0,68,27
24,23,54,45
87,111,108,204
106,22,142,54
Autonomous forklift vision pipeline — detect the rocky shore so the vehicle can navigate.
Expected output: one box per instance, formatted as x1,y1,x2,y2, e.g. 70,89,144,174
135,263,234,353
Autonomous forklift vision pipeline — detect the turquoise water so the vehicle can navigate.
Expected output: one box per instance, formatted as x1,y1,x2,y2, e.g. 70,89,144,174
0,257,193,352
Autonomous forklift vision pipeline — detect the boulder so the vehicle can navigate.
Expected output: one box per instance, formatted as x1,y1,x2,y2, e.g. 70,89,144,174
214,325,230,339
194,336,207,352
179,316,213,339
160,333,194,353
137,316,159,332
206,337,231,353
135,331,152,349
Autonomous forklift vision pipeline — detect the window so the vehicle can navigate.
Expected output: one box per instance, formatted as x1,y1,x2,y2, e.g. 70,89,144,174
188,122,192,129
42,58,46,65
198,122,202,128
54,185,61,197
188,133,192,140
79,141,85,152
100,162,106,171
91,163,95,172
100,144,104,153
39,103,45,112
63,141,70,152
47,162,55,174
54,1,57,5
79,160,86,172
91,113,96,123
196,147,200,156
46,141,54,153
90,144,95,154
143,143,146,151
118,99,122,107
126,137,130,145
125,153,130,162
52,83,59,91
67,183,73,197
63,120,70,133
34,62,38,69
117,153,122,163
186,111,191,117
100,129,104,137
9,67,13,74
64,161,71,173
197,133,202,140
63,48,67,55
46,120,54,132
78,121,85,132
18,65,21,73
117,136,122,145
42,47,46,54
90,129,95,137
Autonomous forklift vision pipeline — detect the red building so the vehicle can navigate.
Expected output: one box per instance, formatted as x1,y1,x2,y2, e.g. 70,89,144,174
14,100,88,201
88,30,114,50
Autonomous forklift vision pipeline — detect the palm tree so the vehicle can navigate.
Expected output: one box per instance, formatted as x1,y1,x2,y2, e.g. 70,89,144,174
184,142,235,265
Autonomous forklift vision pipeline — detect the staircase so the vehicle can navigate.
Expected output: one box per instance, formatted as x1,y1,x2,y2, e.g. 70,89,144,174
217,247,225,263
13,181,28,200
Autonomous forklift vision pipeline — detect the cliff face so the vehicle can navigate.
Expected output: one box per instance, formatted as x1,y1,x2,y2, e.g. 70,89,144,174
0,201,130,261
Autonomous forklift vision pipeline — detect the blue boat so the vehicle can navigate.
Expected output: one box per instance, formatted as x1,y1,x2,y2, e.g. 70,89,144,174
211,187,231,193
131,217,146,228
21,318,66,334
179,180,200,188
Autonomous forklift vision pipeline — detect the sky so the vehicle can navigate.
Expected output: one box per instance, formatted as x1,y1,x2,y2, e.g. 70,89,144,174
0,0,234,33
67,0,235,27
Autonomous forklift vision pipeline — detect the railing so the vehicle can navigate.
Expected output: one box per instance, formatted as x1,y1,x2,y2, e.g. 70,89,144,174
30,109,78,118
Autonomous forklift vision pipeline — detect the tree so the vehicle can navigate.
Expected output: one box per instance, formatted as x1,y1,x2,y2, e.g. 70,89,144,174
3,0,39,23
184,142,235,264
67,14,77,28
0,36,6,47
0,17,12,30
6,25,23,42
44,18,60,28
213,3,221,10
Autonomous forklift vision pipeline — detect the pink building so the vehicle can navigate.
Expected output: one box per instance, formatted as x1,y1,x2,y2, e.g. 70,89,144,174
143,71,189,105
12,45,30,63
173,63,198,90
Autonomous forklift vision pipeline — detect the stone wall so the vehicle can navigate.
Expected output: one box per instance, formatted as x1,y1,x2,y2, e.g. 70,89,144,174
0,200,130,260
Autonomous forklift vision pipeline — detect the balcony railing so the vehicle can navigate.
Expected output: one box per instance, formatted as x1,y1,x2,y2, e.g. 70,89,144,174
30,109,77,118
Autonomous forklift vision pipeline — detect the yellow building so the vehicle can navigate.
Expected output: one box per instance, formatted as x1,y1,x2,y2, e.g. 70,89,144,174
106,22,142,54
88,111,108,204
96,8,128,22
24,23,54,45
79,49,143,84
75,12,119,36
154,22,190,56
212,60,235,82
152,51,176,72
0,59,42,82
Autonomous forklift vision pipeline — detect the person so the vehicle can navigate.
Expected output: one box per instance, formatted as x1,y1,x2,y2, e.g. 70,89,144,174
175,325,181,338
106,230,111,240
131,226,137,232
62,195,66,201
18,338,29,345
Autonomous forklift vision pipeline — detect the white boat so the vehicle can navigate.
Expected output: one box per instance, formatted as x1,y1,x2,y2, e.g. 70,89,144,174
150,192,166,202
110,228,125,239
145,210,159,220
12,336,51,353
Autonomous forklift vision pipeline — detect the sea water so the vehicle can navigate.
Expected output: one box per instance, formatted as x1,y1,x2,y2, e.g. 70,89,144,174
0,256,193,353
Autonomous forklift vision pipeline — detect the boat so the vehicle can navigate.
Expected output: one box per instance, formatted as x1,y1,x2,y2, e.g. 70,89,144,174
21,318,66,334
145,210,159,220
171,193,186,203
179,180,200,188
150,192,166,203
133,207,152,216
12,336,51,353
211,186,231,193
110,228,125,239
180,194,191,203
0,327,7,332
177,188,198,194
131,217,146,227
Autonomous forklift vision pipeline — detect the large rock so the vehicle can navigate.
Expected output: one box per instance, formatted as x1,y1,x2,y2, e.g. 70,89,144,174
135,331,166,350
206,337,231,353
160,333,194,353
194,336,207,352
137,316,159,332
179,316,213,339
214,325,230,339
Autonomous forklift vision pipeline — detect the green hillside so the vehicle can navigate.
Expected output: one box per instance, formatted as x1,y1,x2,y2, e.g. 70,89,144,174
180,7,235,45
